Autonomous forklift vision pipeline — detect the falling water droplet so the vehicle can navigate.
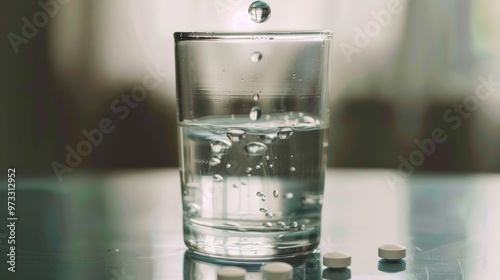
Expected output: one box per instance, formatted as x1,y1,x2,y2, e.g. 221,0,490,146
291,221,298,228
266,156,270,160
226,163,232,169
256,191,265,197
266,212,275,218
245,142,268,156
298,224,306,231
249,106,262,121
227,129,247,142
246,167,253,173
213,174,223,182
260,207,268,212
248,1,271,23
273,190,279,198
250,52,262,63
290,167,296,172
253,93,260,101
255,165,261,170
263,222,273,227
278,128,294,140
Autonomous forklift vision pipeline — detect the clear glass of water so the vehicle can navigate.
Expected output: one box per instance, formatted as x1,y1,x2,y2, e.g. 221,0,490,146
174,31,332,259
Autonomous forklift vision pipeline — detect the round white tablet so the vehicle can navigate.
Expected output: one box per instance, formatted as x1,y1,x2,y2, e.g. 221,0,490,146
217,266,246,280
323,251,351,268
262,262,293,280
378,244,406,260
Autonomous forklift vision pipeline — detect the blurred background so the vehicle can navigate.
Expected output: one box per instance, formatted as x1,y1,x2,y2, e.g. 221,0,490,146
2,0,500,177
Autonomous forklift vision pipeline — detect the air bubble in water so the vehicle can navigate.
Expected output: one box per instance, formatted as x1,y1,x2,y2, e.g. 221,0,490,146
261,132,278,144
248,1,271,23
249,106,261,121
209,157,221,166
213,174,223,182
250,52,262,63
210,140,231,155
256,191,265,197
277,221,285,226
266,212,275,218
226,163,232,169
246,167,252,173
253,93,260,101
273,190,279,198
291,221,298,228
263,222,273,227
298,225,306,231
290,167,296,172
187,203,201,216
266,156,270,160
227,129,247,142
255,165,261,170
301,195,323,206
278,128,293,140
284,193,294,199
298,115,316,125
225,222,240,227
245,142,268,156
260,207,268,212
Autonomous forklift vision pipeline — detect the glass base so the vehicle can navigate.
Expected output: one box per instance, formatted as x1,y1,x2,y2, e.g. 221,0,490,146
183,221,320,259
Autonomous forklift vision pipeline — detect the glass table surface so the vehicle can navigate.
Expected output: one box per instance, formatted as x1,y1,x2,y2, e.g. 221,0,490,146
1,168,499,279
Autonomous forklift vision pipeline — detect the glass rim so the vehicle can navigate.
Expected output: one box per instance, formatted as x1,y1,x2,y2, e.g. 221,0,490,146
174,31,333,41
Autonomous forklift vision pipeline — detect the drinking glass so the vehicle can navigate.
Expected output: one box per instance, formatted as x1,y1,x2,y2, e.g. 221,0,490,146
175,31,332,259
